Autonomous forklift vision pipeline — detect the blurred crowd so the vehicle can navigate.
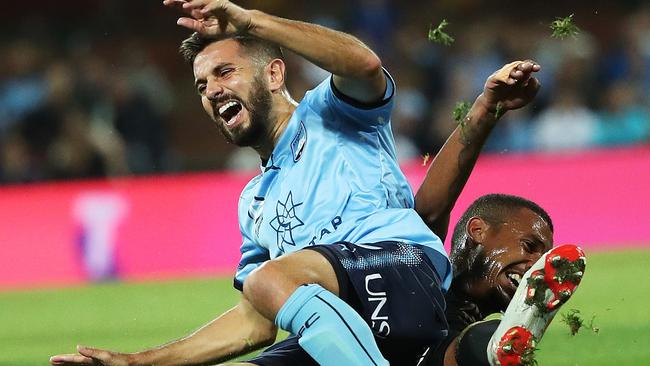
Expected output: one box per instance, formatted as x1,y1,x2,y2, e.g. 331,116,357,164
1,0,649,184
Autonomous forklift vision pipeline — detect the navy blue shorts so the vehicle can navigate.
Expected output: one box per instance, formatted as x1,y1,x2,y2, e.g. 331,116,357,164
246,241,449,365
246,335,315,366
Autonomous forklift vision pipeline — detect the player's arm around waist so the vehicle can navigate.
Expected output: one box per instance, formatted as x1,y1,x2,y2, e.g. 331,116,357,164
131,295,277,366
248,10,387,103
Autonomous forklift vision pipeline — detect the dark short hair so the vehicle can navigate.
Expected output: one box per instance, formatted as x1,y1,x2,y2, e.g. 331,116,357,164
450,193,554,257
179,32,284,67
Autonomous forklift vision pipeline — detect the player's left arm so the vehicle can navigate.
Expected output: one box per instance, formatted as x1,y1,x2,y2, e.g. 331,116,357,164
415,61,541,240
165,0,386,104
49,295,277,366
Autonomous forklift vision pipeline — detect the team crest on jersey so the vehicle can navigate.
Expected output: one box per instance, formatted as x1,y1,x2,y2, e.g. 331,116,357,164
269,191,304,253
291,121,307,162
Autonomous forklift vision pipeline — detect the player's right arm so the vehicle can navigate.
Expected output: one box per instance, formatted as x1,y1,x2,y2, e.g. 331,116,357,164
415,61,541,241
49,295,277,366
164,0,386,105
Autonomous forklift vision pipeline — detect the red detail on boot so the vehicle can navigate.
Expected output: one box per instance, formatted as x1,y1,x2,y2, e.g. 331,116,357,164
544,245,585,310
496,326,535,366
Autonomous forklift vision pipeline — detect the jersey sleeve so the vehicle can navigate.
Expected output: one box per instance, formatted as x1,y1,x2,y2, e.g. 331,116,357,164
305,68,396,128
233,232,270,291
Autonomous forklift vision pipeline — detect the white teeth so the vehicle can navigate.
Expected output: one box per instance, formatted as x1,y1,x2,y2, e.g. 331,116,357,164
219,101,238,115
507,273,522,286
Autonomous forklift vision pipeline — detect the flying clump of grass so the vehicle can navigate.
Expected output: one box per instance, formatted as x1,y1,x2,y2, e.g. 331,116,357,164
561,309,585,335
452,101,471,123
452,101,471,142
428,19,454,46
550,14,580,39
561,309,600,336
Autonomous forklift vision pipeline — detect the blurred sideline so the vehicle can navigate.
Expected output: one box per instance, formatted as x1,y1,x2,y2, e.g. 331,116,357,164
2,1,650,183
1,145,648,290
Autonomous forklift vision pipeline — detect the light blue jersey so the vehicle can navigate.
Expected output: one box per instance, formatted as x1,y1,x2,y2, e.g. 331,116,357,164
235,72,451,291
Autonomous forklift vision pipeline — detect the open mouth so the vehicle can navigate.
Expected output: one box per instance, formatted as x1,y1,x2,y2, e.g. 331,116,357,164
218,100,243,126
506,272,522,289
495,271,522,304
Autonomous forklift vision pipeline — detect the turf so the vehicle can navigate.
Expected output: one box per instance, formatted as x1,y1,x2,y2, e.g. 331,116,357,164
1,248,648,365
535,248,650,365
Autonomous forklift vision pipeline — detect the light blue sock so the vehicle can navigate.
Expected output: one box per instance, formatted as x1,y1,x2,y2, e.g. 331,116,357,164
276,284,389,366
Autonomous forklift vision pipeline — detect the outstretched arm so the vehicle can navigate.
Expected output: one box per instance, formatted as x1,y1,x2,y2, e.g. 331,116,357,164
415,61,541,241
163,0,386,104
50,295,277,366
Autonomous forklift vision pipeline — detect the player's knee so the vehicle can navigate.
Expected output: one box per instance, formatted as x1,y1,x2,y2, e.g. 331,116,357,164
244,250,339,318
244,260,295,314
242,263,266,302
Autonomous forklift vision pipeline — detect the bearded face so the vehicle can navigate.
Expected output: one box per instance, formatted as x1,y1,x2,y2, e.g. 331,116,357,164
211,73,272,147
193,39,275,148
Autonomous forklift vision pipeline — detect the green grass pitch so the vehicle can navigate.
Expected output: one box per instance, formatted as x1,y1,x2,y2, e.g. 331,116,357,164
1,248,648,365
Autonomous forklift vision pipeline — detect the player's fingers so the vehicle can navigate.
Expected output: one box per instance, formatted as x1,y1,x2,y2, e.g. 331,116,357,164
510,63,534,78
162,0,184,5
178,17,221,35
528,77,541,92
190,8,205,20
510,69,525,79
524,77,541,99
516,60,541,73
520,61,542,72
509,70,532,87
515,63,532,73
163,0,194,16
201,1,220,14
177,17,204,31
182,0,197,9
523,59,540,69
49,354,95,365
183,0,229,18
510,61,541,85
200,0,232,16
78,346,123,365
77,345,102,358
492,61,524,84
183,0,212,9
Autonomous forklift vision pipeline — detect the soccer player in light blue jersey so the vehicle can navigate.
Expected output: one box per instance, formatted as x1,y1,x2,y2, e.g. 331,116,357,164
51,1,449,365
48,2,557,366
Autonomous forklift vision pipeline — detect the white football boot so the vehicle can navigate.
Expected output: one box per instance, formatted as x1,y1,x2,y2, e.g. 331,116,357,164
487,244,587,366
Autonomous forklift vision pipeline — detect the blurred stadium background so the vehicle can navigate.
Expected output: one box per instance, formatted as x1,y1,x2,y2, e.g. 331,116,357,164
1,0,649,365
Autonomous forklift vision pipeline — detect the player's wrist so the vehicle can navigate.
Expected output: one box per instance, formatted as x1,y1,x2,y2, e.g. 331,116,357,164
125,352,145,366
127,349,164,366
472,94,501,125
245,9,271,38
475,93,497,113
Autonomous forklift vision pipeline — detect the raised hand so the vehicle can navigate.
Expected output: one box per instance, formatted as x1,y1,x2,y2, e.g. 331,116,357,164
50,345,130,366
163,0,253,37
478,60,541,116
